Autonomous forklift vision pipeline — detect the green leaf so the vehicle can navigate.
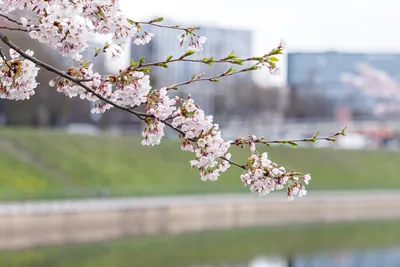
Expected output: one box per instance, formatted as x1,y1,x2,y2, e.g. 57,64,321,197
288,141,298,147
224,67,236,74
126,18,135,25
224,50,237,60
245,66,259,71
269,48,283,56
182,50,195,58
210,79,220,82
232,59,244,65
130,58,136,67
202,57,215,66
269,56,279,62
268,62,276,69
165,55,173,62
138,67,150,73
152,17,164,23
156,63,168,68
139,56,145,65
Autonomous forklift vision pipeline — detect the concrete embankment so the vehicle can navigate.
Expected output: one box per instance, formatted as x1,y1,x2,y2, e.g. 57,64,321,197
0,191,400,250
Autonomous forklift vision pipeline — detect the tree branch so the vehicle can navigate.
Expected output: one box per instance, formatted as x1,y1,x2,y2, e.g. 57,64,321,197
135,20,197,32
232,127,347,147
0,14,23,26
0,32,148,121
164,65,257,90
0,26,27,32
0,45,12,71
0,32,246,170
136,56,260,68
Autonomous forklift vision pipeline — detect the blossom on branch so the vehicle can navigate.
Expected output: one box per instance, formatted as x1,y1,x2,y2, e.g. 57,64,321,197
0,49,39,100
241,152,310,200
172,97,232,181
178,32,207,51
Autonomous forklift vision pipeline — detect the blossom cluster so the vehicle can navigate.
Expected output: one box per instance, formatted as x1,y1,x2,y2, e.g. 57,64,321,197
0,49,39,100
172,97,232,181
141,87,176,146
1,0,206,60
54,64,153,114
113,71,152,108
178,32,207,52
141,92,232,182
241,152,311,201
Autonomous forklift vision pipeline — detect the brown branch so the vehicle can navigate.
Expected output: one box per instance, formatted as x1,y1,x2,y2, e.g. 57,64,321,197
165,65,256,90
221,156,245,169
137,56,258,68
232,128,347,147
0,32,148,121
135,21,196,32
0,14,23,26
0,46,12,71
0,33,279,172
0,26,27,32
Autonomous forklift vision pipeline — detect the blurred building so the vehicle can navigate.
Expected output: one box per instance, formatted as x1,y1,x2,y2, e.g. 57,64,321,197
286,52,400,120
131,23,254,116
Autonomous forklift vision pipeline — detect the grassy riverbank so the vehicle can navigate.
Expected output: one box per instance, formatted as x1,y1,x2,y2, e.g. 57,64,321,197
1,127,400,200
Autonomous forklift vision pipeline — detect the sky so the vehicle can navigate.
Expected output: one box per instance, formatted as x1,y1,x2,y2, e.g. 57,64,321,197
119,0,400,85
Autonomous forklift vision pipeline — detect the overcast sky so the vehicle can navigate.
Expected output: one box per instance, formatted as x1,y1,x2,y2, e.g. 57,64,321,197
120,0,400,85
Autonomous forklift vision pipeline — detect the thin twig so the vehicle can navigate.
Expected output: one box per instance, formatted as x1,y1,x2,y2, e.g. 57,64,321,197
232,128,347,147
137,56,257,68
0,14,23,26
0,46,12,71
135,21,195,32
0,26,28,32
165,65,256,90
221,156,245,169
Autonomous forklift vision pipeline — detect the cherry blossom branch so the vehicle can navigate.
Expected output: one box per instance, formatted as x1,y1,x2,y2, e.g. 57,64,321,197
103,47,281,83
134,17,198,32
164,64,259,90
0,1,322,200
135,54,266,69
221,156,245,169
0,45,13,70
233,127,347,148
140,46,282,69
87,44,109,64
0,32,148,120
0,14,23,26
0,26,27,32
0,32,246,171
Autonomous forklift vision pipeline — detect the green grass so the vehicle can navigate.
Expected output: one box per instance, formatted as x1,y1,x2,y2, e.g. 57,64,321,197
1,127,400,200
0,221,399,267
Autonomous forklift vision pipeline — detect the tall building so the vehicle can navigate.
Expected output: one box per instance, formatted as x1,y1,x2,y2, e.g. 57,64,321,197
131,23,253,115
286,52,400,118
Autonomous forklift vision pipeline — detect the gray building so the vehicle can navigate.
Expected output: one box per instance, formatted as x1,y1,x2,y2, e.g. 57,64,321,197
287,52,400,118
131,22,254,115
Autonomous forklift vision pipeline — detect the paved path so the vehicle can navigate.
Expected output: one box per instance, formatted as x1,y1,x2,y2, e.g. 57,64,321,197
1,190,400,250
0,190,399,215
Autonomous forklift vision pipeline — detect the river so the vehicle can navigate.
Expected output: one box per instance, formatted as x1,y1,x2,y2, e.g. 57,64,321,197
0,220,399,267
